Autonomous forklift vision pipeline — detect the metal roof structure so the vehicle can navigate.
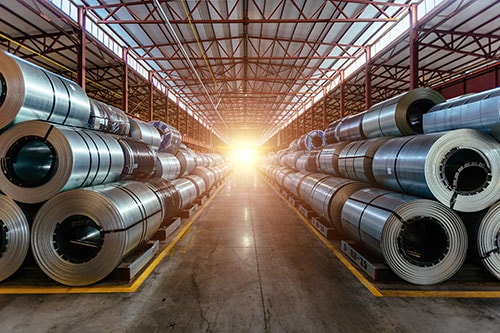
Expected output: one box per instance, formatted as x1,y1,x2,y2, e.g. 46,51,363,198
0,0,498,147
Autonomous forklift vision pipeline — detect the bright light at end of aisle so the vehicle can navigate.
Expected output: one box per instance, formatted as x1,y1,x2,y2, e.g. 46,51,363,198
230,145,260,166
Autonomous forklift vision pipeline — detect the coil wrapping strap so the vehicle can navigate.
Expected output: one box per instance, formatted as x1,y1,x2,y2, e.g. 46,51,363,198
117,136,156,181
88,99,130,136
145,178,182,223
129,118,161,151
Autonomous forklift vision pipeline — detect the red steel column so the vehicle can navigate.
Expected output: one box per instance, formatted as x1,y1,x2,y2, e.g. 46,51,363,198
340,71,345,118
149,72,154,121
409,3,419,89
77,7,86,91
122,48,129,114
322,87,327,128
365,47,372,109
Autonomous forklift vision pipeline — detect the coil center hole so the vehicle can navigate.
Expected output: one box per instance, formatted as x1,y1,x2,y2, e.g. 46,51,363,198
441,148,490,194
406,99,435,133
4,136,58,187
53,215,103,264
398,217,449,267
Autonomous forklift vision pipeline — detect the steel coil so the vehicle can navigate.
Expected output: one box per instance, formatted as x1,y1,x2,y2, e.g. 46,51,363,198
372,129,500,212
297,130,325,150
0,51,91,130
88,99,130,136
0,120,124,203
129,119,161,151
295,154,309,172
298,173,330,205
175,148,197,177
0,195,30,282
362,88,445,138
337,137,391,185
31,181,164,286
423,87,500,140
283,150,305,170
341,187,467,285
117,137,156,181
283,172,311,197
336,114,365,142
324,119,341,144
172,178,198,210
144,178,182,223
288,139,299,151
472,202,500,280
185,175,206,197
318,141,351,176
191,167,217,189
154,152,181,180
150,121,182,153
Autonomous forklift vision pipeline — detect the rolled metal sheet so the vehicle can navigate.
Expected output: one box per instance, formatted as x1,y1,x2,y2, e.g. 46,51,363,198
318,141,351,176
117,137,156,181
195,154,205,168
324,119,341,144
0,120,124,203
341,187,467,285
191,167,217,189
283,172,311,197
145,178,182,223
423,87,500,140
274,167,297,188
172,178,198,210
31,181,164,286
0,195,30,282
154,152,181,180
372,129,500,212
297,173,330,205
336,114,365,142
472,202,500,280
175,148,197,177
362,88,445,138
337,137,391,185
295,154,309,172
309,177,367,231
288,139,299,151
129,118,161,151
283,150,305,170
297,130,326,150
150,121,182,153
88,99,130,136
185,175,206,197
0,50,91,130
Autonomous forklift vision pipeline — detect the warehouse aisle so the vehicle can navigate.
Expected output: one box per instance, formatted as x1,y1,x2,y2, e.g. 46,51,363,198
0,166,499,332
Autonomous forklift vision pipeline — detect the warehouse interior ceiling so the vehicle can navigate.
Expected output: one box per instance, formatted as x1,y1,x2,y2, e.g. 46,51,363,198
0,0,498,146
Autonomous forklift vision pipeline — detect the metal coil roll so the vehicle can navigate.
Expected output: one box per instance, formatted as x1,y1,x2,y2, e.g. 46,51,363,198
150,121,182,153
31,181,164,286
117,137,156,181
309,177,367,231
129,119,161,151
341,187,467,285
295,154,309,172
154,152,181,180
88,99,130,136
283,150,305,169
336,114,365,142
185,175,207,197
362,88,445,138
175,148,197,177
144,178,182,223
337,137,391,185
0,195,30,282
472,202,500,280
324,119,341,144
191,167,217,189
283,172,311,197
273,167,297,188
297,130,326,150
372,129,500,212
297,173,331,205
288,139,299,151
172,178,199,210
0,120,124,204
318,141,351,176
423,87,500,140
195,154,205,168
0,51,91,130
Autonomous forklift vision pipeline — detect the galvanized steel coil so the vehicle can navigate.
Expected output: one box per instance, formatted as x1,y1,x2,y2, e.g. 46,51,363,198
318,141,351,176
297,130,325,150
154,152,181,180
273,167,295,187
297,173,330,205
117,137,156,181
88,99,130,136
337,137,391,185
31,181,164,286
129,118,161,151
185,175,207,198
0,51,91,130
341,187,467,285
0,120,124,203
423,87,500,140
283,150,305,169
191,167,217,189
283,172,311,197
171,178,198,210
144,178,182,223
372,128,500,212
336,114,365,142
175,147,197,177
0,195,30,282
295,154,309,172
472,202,500,280
324,119,341,144
150,121,182,153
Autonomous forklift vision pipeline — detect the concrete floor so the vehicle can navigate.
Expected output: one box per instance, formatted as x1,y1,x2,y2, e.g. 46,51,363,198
0,165,499,332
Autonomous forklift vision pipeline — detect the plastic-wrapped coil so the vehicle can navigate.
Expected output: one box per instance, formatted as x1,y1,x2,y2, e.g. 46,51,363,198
309,177,368,231
372,128,500,212
0,120,125,204
191,167,217,190
336,114,365,142
297,173,330,205
150,121,182,153
129,118,161,151
185,175,206,198
283,150,305,170
0,50,91,130
144,178,182,223
283,172,311,197
175,147,197,177
117,137,156,181
88,99,130,136
318,141,351,176
324,119,341,144
0,195,30,282
362,88,445,138
341,187,467,285
337,137,391,185
31,181,164,286
154,152,181,180
423,87,500,140
297,130,326,150
273,167,296,188
172,178,198,210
